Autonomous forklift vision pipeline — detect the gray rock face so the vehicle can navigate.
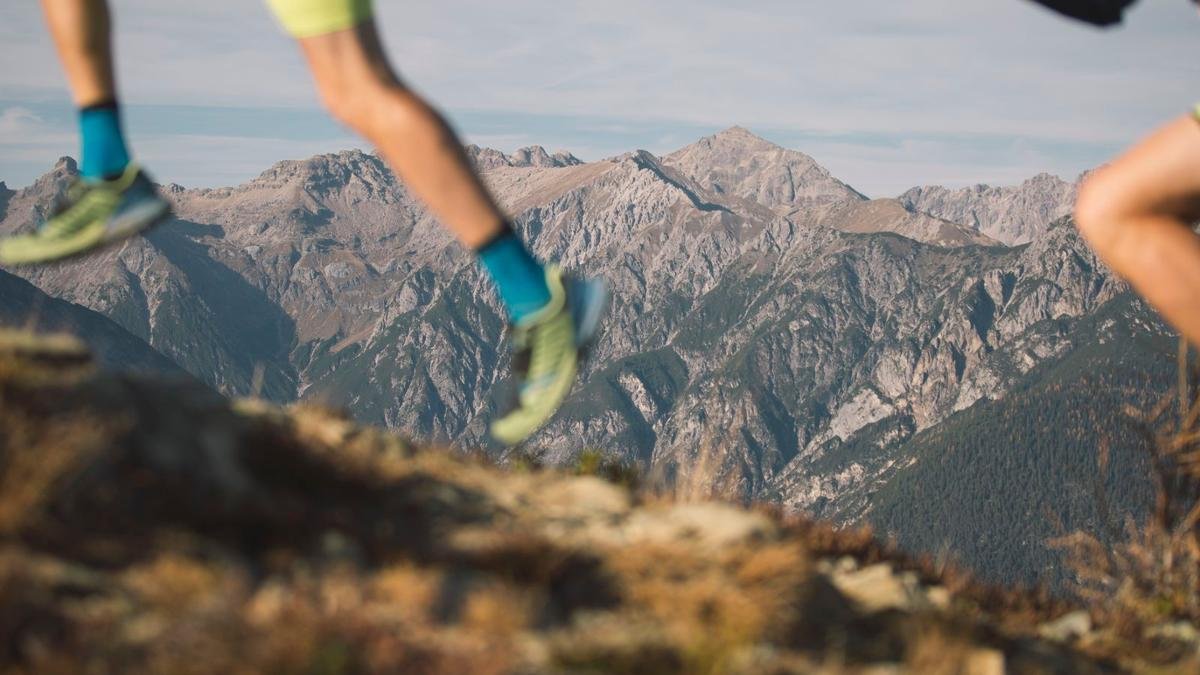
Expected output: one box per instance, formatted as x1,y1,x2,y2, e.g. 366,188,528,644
466,145,583,170
816,197,1000,248
0,269,186,378
663,126,865,214
0,181,13,223
898,173,1079,245
0,129,1153,551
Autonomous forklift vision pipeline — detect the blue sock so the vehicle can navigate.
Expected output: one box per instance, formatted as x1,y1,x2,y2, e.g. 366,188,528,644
476,225,551,323
79,101,131,181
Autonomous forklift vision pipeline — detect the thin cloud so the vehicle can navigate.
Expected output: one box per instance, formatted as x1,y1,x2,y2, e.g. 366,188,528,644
1,1,1197,194
0,107,64,142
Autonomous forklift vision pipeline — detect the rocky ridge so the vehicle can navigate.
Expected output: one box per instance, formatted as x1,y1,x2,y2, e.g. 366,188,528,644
466,144,584,170
0,267,185,378
0,181,12,222
898,173,1079,246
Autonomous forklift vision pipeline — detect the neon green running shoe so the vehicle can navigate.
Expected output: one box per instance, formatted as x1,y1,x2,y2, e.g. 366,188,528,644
491,266,608,445
0,164,170,266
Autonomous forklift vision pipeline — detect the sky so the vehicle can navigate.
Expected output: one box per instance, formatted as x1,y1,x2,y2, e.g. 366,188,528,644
1,1,1198,197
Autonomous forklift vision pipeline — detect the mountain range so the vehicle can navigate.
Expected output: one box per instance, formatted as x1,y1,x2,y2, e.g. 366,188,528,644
0,127,1170,586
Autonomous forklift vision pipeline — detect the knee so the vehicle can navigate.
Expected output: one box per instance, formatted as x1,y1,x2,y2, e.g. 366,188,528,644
317,76,431,140
1073,167,1133,253
316,75,377,134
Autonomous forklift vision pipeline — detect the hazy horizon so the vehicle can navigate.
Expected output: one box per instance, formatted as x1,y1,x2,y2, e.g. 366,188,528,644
2,0,1198,196
1,123,1091,199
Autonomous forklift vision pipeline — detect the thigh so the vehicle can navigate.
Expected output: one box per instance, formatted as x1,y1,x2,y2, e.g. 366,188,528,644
295,17,401,95
264,0,373,39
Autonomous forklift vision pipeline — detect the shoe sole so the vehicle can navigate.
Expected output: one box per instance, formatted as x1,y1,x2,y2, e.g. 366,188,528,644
104,200,173,243
492,277,611,446
491,347,579,446
0,202,172,266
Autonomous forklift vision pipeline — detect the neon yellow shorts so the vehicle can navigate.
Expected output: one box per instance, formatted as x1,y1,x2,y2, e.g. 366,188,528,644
264,0,373,39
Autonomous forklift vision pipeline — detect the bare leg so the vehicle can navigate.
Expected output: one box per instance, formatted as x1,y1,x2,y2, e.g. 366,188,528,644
297,21,505,249
1075,115,1200,345
41,0,115,107
0,0,161,266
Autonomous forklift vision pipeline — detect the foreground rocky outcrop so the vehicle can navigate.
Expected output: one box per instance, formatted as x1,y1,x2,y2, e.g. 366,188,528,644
3,331,1194,674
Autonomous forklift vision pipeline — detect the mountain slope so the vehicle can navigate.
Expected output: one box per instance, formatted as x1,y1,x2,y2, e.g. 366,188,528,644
867,292,1169,586
0,130,1156,587
819,197,1000,248
0,268,186,377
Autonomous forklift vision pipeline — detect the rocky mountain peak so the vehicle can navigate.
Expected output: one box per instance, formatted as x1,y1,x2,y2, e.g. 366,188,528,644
706,125,779,148
466,144,583,171
33,157,80,191
625,148,663,167
676,126,792,160
257,149,385,182
0,157,80,229
229,149,399,203
1026,172,1068,186
509,145,583,168
664,126,865,213
53,156,78,174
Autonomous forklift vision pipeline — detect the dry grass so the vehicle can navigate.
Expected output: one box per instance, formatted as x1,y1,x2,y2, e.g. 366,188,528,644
604,542,810,673
904,624,1001,675
0,334,1126,674
571,447,642,490
0,333,120,535
1,547,527,675
0,408,109,532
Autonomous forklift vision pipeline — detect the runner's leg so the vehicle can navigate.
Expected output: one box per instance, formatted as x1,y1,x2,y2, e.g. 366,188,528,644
41,0,114,106
290,18,552,320
41,0,130,180
262,0,606,443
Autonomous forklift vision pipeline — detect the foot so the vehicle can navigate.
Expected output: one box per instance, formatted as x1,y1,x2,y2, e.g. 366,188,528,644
0,164,171,266
491,266,608,445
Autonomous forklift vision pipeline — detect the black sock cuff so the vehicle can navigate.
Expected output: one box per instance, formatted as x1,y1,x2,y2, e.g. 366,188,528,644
475,221,517,253
79,99,120,114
